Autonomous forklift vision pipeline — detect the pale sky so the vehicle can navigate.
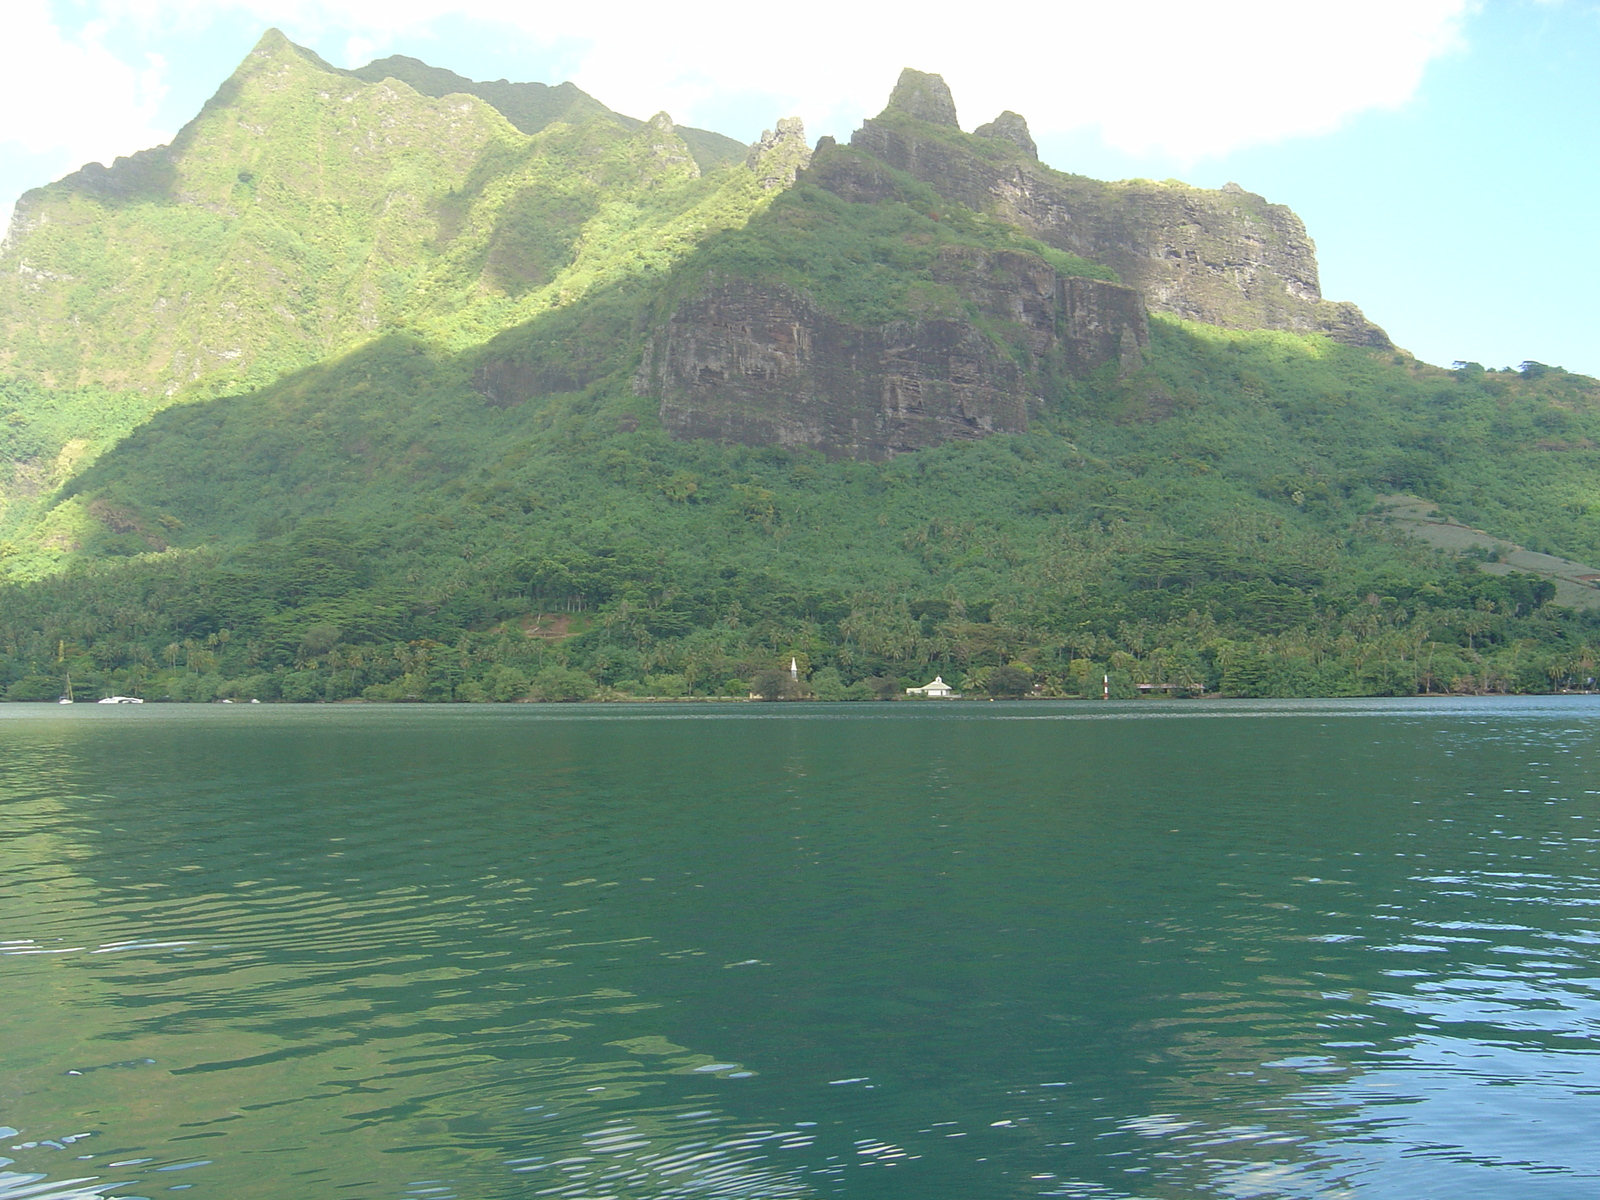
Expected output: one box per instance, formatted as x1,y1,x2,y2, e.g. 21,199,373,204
2,0,1595,376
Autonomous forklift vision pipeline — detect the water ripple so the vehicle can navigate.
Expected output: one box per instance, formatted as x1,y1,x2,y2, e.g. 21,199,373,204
5,701,1600,1196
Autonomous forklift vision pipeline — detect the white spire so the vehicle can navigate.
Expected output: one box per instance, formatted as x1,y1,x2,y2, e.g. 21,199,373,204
790,657,799,680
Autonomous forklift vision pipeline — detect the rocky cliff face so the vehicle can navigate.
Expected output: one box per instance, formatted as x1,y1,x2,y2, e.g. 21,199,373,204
853,71,1390,348
745,118,813,191
635,70,1391,461
639,251,1147,459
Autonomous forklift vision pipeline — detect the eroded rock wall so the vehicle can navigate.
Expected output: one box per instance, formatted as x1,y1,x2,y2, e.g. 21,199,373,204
639,255,1147,459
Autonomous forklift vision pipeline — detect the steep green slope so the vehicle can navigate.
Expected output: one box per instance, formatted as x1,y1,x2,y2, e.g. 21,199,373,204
653,148,1115,325
0,32,784,568
0,30,759,400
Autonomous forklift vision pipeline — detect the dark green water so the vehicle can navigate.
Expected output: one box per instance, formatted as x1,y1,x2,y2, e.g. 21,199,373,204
2,699,1599,1200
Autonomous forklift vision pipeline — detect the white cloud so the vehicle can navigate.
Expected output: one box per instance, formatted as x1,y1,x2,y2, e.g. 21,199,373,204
0,7,170,168
9,0,1472,179
563,0,1472,158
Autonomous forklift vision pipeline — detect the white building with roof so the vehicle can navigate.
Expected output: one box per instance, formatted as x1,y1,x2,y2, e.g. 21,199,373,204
906,675,959,698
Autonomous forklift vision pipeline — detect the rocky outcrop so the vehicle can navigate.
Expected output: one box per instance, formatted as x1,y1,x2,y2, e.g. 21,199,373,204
644,112,700,178
472,356,593,407
638,252,1147,459
882,68,960,128
853,71,1391,348
974,111,1036,159
746,117,812,190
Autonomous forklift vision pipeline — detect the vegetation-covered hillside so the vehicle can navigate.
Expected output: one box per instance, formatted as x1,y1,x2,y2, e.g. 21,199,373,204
0,30,751,400
2,55,1598,703
0,31,772,556
5,311,1598,703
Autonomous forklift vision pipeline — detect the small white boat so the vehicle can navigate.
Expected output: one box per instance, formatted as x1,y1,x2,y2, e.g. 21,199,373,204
57,695,74,704
96,696,145,705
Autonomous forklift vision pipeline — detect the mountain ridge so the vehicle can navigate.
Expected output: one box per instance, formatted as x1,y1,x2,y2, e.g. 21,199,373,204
0,30,781,563
853,71,1389,347
0,29,759,400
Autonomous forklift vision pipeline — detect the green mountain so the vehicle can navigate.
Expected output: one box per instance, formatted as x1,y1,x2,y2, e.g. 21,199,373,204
2,51,1598,704
0,30,767,557
0,30,749,397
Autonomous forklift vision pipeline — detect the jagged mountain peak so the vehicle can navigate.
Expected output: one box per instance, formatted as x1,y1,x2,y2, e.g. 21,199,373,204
974,111,1037,159
251,26,304,57
746,117,812,190
880,68,959,128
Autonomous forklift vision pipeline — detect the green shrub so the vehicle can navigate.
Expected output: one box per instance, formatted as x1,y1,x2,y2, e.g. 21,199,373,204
529,666,595,702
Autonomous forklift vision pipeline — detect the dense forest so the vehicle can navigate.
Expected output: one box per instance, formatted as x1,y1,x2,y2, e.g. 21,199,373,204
5,319,1598,704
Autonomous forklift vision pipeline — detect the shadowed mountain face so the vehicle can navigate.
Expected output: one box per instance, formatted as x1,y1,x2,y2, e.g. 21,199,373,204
0,52,1386,484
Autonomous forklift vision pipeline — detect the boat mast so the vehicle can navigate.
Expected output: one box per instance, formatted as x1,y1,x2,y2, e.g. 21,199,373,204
59,639,74,702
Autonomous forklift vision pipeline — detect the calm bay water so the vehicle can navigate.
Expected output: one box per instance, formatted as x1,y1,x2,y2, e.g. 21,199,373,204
2,698,1599,1199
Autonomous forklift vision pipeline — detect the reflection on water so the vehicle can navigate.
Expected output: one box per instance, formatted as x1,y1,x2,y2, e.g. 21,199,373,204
1,699,1599,1197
